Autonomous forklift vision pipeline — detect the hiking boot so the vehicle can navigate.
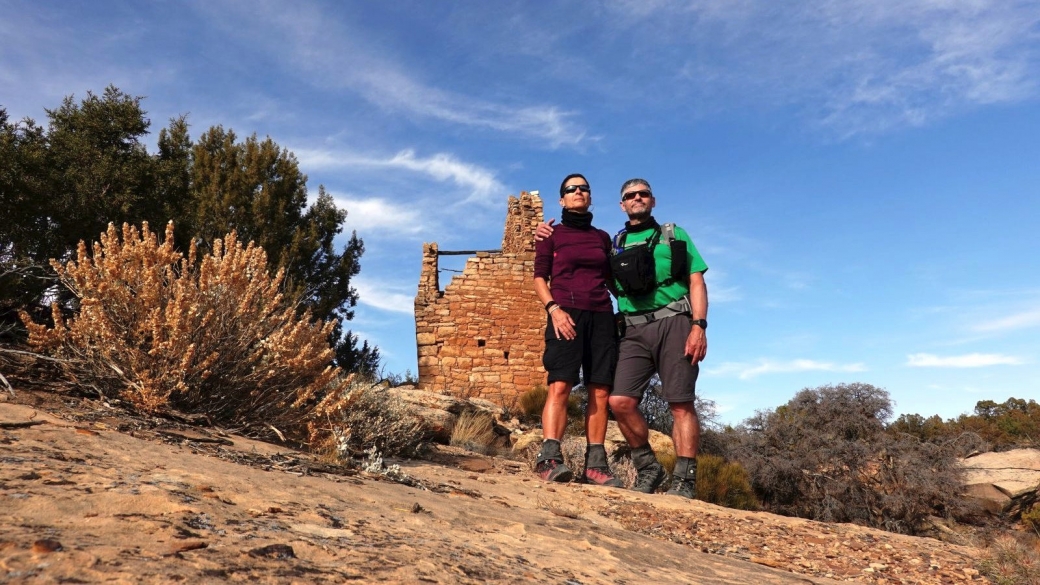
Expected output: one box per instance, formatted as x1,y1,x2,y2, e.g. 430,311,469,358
666,456,697,499
666,477,696,499
582,466,624,487
535,459,573,482
631,461,666,493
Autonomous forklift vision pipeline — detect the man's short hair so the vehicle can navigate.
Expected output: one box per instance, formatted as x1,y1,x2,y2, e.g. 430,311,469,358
620,178,651,197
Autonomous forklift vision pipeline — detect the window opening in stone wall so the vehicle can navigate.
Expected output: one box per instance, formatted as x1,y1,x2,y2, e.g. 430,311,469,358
477,339,486,347
504,351,510,361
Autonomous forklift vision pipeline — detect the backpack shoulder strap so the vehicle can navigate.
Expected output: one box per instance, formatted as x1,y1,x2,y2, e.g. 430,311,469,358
663,223,688,285
661,223,676,243
612,228,627,254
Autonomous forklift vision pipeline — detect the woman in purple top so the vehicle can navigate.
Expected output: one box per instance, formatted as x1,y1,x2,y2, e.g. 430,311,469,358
532,173,622,487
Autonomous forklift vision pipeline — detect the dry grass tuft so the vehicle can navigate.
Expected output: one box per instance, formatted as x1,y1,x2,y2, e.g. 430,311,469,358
518,385,547,419
978,533,1040,585
1023,504,1040,534
450,410,498,455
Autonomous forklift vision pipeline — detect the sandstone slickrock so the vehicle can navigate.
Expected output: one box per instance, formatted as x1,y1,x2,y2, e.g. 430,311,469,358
0,394,998,584
960,448,1040,517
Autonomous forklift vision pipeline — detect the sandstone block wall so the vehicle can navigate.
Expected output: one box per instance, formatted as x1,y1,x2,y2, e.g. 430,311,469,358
415,192,546,406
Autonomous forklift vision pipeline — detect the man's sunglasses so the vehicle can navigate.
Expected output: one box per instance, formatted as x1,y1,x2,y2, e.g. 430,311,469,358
621,189,652,201
562,184,591,194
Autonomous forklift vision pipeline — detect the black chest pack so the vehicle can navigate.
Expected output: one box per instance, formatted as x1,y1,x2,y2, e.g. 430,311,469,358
610,223,688,297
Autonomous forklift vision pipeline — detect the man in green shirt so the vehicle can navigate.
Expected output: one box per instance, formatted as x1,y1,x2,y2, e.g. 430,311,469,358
609,178,708,498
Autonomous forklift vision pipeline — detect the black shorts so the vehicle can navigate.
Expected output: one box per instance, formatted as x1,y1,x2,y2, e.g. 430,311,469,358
542,308,618,387
613,313,698,403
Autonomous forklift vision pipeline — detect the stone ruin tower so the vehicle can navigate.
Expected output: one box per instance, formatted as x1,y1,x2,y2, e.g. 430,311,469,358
414,192,546,406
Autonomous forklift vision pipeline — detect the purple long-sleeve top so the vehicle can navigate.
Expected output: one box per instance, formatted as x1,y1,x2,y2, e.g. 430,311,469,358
534,223,614,312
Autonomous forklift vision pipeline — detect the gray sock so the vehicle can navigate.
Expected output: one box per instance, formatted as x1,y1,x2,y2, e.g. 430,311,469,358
673,456,697,481
631,444,659,470
585,444,608,469
537,439,562,463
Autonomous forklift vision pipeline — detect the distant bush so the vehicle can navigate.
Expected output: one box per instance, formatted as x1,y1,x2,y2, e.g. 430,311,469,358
696,454,759,511
380,368,418,387
725,383,971,534
637,376,720,439
517,384,583,425
947,398,1040,451
888,397,1039,453
638,377,673,434
564,385,588,437
21,222,352,444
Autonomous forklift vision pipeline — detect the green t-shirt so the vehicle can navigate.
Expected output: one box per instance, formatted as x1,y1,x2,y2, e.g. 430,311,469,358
615,223,708,315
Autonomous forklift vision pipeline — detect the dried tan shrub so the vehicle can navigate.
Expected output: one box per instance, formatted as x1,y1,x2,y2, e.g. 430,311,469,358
21,222,352,443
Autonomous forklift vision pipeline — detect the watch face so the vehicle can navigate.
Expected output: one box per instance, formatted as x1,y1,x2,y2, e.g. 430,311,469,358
691,319,707,330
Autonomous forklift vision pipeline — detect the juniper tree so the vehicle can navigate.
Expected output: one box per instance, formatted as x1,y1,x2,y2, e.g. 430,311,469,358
2,88,378,373
1,87,159,324
177,126,377,372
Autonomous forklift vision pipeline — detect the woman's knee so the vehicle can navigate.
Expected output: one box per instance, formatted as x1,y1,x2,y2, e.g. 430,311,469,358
588,384,610,401
546,382,572,403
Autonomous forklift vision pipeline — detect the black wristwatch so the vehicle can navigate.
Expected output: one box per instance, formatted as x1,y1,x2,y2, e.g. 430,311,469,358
691,319,708,330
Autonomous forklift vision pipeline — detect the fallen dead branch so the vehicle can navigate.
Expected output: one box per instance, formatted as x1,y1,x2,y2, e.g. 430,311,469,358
0,420,46,429
155,430,234,445
0,370,12,395
0,346,72,363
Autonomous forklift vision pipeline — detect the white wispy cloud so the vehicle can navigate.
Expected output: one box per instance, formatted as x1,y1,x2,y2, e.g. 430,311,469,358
203,1,588,148
705,358,867,380
328,195,427,237
353,277,415,314
380,150,504,205
609,0,1040,137
973,308,1040,333
296,148,505,207
906,353,1025,368
351,68,587,148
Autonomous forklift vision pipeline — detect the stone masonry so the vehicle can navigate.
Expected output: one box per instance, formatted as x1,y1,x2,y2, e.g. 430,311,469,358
415,192,546,406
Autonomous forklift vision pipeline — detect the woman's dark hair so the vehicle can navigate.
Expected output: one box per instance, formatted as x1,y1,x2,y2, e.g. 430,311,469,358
559,173,589,197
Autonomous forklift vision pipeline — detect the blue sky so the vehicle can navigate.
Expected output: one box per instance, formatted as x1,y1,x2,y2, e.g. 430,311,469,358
3,0,1039,425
